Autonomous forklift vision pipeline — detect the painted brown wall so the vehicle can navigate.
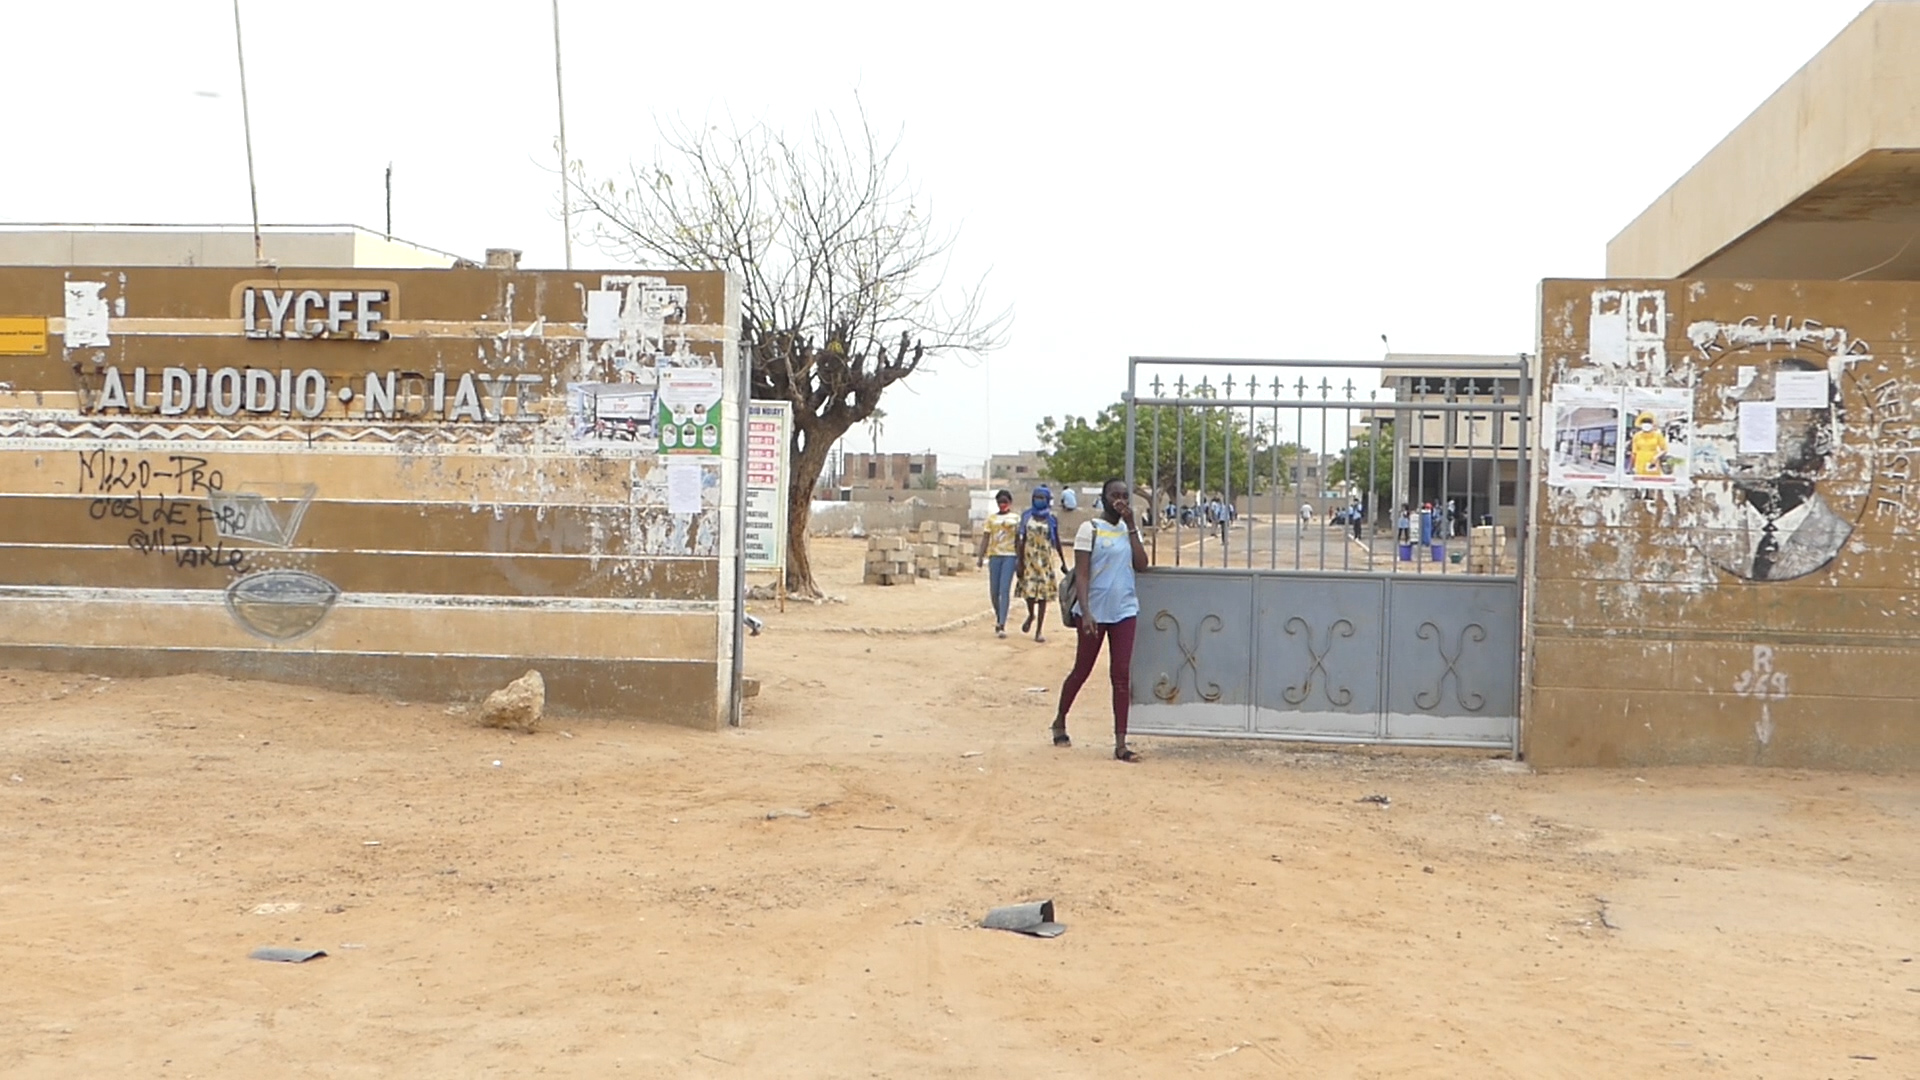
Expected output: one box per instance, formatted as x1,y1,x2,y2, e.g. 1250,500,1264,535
0,266,741,729
1530,278,1920,768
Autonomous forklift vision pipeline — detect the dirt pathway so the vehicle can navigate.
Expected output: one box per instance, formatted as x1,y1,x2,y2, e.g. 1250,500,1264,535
1,538,1914,1077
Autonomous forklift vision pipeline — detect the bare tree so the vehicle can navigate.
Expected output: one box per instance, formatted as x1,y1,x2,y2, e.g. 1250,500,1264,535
573,107,1006,596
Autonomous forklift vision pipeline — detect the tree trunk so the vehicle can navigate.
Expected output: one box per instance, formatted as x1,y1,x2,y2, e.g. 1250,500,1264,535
783,425,837,597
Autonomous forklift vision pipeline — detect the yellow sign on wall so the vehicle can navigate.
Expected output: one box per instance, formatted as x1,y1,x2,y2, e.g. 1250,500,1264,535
0,317,48,355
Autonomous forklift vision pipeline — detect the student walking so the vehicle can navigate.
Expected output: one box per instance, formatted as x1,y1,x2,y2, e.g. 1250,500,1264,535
1054,478,1150,762
976,489,1020,638
1016,486,1066,643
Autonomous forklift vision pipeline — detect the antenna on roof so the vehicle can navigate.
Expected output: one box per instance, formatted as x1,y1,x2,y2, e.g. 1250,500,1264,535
552,0,574,270
232,0,264,267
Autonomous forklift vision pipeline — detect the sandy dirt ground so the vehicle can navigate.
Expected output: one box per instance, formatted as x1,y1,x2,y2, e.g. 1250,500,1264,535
2,537,1916,1078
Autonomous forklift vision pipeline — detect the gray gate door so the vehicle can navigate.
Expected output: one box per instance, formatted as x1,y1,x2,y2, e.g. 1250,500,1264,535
1120,355,1528,750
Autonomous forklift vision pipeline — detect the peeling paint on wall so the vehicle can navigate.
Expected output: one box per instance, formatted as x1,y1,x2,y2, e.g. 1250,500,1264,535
1588,288,1668,377
1532,278,1920,769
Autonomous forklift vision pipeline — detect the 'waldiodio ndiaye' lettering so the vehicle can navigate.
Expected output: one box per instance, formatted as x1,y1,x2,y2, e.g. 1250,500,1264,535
84,366,545,421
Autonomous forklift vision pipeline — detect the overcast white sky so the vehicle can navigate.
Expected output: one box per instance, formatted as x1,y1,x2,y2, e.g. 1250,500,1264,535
10,0,1872,472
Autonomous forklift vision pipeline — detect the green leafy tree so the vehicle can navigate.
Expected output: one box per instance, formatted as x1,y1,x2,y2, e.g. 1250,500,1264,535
1327,422,1396,515
1037,400,1285,508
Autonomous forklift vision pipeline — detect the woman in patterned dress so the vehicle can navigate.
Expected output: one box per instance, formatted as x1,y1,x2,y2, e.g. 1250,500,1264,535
1016,486,1066,643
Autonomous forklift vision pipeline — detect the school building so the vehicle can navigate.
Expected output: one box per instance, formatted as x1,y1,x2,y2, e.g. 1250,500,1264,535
1381,355,1525,531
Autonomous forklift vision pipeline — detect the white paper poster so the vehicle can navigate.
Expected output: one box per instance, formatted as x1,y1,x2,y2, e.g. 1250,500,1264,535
1738,401,1779,454
1548,386,1624,487
666,460,703,514
585,290,622,341
1773,370,1829,409
63,281,110,347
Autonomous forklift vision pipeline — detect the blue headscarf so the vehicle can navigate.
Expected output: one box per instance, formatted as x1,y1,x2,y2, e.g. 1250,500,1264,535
1018,486,1059,546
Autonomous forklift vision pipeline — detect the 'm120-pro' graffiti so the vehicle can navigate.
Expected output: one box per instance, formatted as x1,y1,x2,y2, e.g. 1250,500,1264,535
77,452,249,572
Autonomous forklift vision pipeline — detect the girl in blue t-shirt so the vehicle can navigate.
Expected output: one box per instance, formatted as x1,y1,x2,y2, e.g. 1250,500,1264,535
1053,478,1150,762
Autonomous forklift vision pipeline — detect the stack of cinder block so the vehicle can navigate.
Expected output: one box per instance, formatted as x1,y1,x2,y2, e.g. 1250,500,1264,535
913,521,970,577
1468,525,1508,575
864,534,917,586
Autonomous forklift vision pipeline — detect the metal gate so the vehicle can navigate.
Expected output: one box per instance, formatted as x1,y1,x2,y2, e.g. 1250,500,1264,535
1121,355,1529,749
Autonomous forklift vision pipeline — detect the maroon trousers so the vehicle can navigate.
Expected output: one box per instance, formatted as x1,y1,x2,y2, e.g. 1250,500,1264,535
1057,616,1138,743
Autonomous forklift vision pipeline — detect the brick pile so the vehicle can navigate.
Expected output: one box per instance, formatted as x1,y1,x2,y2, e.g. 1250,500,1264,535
863,534,917,586
1468,525,1510,575
911,521,970,579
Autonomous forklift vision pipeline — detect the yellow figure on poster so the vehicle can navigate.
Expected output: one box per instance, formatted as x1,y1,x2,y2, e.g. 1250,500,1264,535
1629,411,1668,477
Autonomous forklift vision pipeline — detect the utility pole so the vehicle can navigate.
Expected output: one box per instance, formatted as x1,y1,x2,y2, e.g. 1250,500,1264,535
384,163,392,239
552,0,574,270
232,0,263,266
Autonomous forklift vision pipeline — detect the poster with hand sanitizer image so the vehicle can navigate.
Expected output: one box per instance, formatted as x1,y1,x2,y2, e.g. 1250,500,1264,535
655,368,724,460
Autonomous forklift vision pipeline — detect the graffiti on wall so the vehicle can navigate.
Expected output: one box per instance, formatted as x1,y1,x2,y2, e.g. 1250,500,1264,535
1732,644,1789,751
1686,316,1875,584
224,569,340,643
210,483,338,643
77,451,248,572
76,451,340,641
207,483,315,547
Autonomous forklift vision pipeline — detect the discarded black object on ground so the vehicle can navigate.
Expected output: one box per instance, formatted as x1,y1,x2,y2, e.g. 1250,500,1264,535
249,946,328,963
981,899,1066,937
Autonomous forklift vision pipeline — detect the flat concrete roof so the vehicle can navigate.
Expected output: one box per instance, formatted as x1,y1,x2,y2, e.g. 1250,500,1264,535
1608,1,1920,280
1380,354,1525,387
0,224,468,269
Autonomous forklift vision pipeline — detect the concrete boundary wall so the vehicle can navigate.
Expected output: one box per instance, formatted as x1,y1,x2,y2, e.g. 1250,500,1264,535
0,266,742,729
1530,278,1920,768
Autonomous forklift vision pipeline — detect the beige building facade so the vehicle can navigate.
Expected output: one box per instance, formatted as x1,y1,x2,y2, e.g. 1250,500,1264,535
987,450,1048,486
841,451,938,491
1382,355,1526,531
1608,1,1920,282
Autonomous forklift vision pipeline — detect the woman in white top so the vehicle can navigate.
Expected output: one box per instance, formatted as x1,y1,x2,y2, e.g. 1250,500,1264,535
1053,478,1150,762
